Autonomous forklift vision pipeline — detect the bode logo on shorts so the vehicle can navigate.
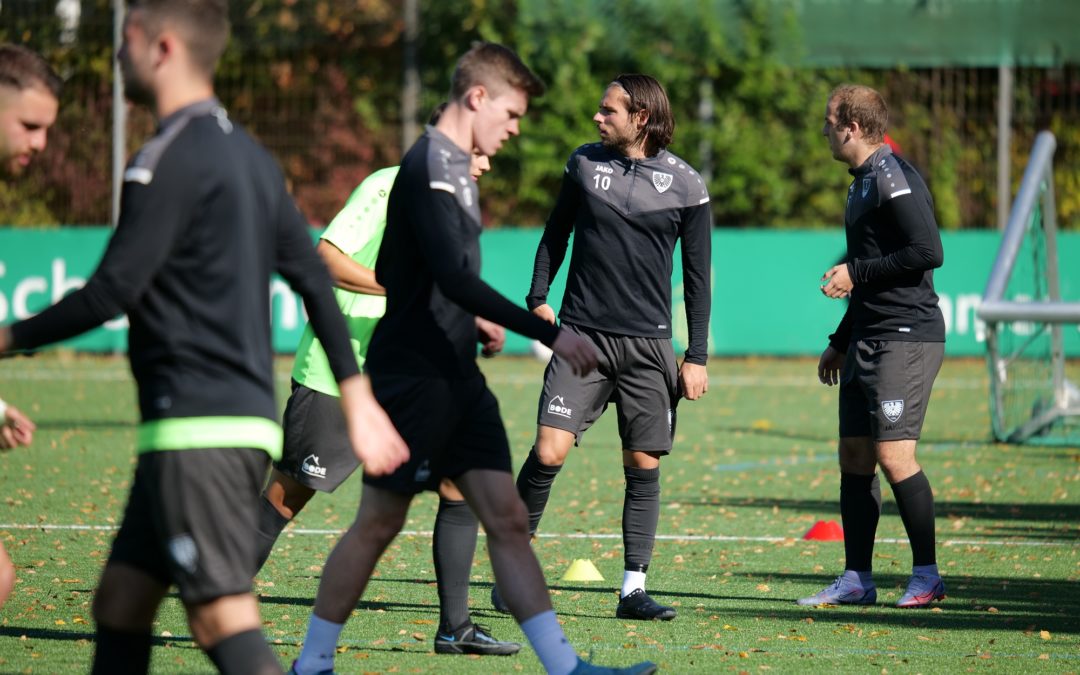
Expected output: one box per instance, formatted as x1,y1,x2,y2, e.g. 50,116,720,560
301,454,327,479
547,395,572,419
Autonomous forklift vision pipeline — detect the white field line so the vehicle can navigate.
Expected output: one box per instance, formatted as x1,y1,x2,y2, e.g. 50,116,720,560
0,368,989,390
0,522,1069,547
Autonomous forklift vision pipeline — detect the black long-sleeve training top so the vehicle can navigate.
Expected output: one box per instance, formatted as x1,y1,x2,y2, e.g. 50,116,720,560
828,145,945,351
526,143,712,365
9,98,357,456
367,126,560,380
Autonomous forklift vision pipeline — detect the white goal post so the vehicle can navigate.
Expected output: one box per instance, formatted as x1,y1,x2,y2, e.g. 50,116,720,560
977,131,1080,444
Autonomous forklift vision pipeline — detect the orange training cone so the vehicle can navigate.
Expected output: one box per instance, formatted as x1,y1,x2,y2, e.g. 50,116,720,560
803,520,844,541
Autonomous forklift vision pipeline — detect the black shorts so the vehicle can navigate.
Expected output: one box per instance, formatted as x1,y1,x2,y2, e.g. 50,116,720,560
108,447,270,605
363,371,512,495
274,381,359,492
839,339,944,441
536,323,679,453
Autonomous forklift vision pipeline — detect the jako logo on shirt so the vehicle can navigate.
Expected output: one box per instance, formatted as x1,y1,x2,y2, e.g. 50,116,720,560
301,454,327,478
881,399,905,423
548,395,572,419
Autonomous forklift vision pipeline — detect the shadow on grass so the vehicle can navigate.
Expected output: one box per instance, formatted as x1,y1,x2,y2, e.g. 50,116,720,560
662,496,1079,540
35,419,136,430
0,625,195,646
539,573,1080,632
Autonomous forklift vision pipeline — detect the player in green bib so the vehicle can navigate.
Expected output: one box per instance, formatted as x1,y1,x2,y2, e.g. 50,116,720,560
255,110,519,657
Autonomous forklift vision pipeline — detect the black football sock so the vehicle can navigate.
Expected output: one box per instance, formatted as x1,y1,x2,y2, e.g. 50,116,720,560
840,472,881,572
622,466,661,572
92,624,153,675
433,498,479,632
206,628,282,674
254,495,292,571
515,447,563,535
891,470,937,567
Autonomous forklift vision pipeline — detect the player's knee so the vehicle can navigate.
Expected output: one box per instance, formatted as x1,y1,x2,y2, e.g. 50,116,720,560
355,507,406,546
838,437,875,473
0,555,15,607
482,498,530,543
92,581,156,629
278,485,315,515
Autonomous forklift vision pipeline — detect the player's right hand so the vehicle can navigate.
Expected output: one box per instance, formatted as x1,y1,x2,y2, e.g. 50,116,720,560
338,375,410,476
0,404,35,450
551,329,598,376
817,345,845,386
532,304,556,324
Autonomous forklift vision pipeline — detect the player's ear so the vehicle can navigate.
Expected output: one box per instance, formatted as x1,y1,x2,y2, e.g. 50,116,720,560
634,109,649,132
464,85,487,112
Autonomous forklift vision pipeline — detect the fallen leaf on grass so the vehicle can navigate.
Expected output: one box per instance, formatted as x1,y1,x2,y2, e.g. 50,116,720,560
1039,630,1051,640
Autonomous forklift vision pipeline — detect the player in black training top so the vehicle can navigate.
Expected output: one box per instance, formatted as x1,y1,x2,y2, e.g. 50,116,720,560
492,74,712,622
290,43,655,675
0,3,407,673
0,42,60,611
802,84,946,609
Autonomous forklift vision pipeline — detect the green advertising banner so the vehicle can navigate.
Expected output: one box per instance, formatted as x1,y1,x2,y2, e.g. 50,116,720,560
1,228,1078,357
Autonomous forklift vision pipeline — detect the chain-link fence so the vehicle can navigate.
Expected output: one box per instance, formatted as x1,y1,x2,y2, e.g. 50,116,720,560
2,1,1079,228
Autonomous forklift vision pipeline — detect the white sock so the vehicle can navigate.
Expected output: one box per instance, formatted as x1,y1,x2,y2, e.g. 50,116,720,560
913,563,940,578
844,569,874,588
520,610,578,675
621,570,647,598
294,614,344,675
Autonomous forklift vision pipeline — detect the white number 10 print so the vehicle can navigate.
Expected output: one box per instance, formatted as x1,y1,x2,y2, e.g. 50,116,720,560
593,174,611,191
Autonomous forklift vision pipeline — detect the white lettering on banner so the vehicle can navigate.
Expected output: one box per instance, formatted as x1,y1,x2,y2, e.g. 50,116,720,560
52,259,85,304
1,257,301,335
270,278,301,331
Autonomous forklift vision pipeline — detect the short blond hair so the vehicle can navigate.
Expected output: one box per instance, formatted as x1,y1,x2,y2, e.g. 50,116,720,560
829,84,888,144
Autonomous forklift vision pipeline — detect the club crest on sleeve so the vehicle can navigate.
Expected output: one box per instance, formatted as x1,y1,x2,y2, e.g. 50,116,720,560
881,399,904,423
652,171,673,194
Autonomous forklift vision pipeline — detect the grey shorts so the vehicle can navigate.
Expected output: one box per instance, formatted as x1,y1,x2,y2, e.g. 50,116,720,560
537,323,679,453
275,381,359,493
839,339,944,441
109,447,270,605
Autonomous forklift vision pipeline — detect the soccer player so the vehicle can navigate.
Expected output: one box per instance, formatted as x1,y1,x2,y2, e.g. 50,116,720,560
289,43,655,675
494,74,712,621
256,105,519,656
0,42,60,610
0,2,408,673
803,84,945,609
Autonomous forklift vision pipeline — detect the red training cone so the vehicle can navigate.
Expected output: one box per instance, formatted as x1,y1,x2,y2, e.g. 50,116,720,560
803,520,844,541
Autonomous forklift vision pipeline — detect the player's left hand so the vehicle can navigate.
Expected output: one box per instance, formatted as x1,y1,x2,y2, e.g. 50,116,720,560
820,264,853,299
678,362,708,400
476,317,505,358
338,375,409,476
0,404,36,450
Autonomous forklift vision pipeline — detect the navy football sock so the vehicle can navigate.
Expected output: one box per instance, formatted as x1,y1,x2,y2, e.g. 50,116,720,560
515,447,563,535
254,495,291,571
891,470,937,567
622,465,661,571
433,498,479,631
840,472,881,572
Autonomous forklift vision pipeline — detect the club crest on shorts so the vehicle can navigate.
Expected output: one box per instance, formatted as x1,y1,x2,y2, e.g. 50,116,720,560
301,454,327,479
547,395,572,419
881,399,904,423
652,171,673,194
414,460,431,483
168,534,199,575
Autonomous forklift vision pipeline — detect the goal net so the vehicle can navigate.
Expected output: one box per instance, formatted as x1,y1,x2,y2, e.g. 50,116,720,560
978,131,1080,445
